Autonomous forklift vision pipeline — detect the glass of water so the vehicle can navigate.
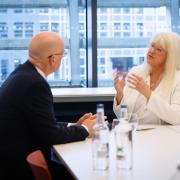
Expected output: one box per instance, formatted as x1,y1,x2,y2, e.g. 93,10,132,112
112,118,120,130
128,113,138,131
114,122,134,169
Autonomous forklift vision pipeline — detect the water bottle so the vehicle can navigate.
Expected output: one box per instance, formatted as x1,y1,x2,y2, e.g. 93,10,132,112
120,105,128,123
92,104,109,170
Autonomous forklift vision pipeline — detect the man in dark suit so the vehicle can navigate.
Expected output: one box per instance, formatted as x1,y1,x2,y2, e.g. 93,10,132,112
0,32,96,180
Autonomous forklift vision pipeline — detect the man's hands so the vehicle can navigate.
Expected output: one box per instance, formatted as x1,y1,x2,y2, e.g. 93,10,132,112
76,113,96,138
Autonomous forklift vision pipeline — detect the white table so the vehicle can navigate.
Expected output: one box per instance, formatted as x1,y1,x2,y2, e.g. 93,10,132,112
51,87,115,102
53,125,180,180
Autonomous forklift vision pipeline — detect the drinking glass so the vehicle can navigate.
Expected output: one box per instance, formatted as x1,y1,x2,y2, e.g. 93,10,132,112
128,113,138,131
112,118,120,130
114,123,134,169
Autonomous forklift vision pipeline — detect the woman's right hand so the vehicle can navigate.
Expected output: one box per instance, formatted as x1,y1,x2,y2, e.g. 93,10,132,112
114,71,126,105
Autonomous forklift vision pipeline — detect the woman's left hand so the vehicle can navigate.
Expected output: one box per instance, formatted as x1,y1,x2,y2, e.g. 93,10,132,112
127,73,152,99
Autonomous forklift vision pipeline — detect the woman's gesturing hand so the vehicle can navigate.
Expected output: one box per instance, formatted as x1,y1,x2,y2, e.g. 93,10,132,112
127,73,152,99
114,71,126,104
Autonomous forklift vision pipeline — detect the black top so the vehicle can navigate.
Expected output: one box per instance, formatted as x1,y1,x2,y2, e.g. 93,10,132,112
0,61,88,179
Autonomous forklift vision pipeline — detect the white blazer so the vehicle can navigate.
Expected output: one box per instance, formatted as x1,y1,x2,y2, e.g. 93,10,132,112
113,65,180,125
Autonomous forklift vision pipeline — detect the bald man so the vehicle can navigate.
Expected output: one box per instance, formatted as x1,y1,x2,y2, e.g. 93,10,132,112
0,32,96,180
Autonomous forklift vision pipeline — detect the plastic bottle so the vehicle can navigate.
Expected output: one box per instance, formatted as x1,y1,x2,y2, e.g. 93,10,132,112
92,104,109,170
120,105,128,123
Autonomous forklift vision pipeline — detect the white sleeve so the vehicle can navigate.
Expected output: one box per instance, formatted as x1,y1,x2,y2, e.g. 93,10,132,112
146,82,180,125
113,95,122,119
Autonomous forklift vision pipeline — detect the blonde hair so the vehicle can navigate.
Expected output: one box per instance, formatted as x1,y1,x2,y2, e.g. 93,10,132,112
144,32,180,97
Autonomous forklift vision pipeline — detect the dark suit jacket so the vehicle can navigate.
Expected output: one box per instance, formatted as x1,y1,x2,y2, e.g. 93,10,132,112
0,61,88,179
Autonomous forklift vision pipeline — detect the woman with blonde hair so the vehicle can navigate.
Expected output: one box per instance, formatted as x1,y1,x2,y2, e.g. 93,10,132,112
113,32,180,125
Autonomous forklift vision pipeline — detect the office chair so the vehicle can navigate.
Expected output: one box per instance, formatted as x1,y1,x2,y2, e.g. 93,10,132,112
26,150,53,180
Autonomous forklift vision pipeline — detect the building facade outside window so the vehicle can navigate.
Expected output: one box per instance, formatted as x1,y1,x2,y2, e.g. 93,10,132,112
0,0,179,87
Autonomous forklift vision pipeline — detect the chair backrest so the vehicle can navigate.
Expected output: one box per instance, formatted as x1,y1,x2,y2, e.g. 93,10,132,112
26,150,53,180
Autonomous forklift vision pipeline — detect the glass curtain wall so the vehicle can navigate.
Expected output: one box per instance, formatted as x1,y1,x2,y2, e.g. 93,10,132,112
0,0,87,87
0,0,180,88
97,0,180,87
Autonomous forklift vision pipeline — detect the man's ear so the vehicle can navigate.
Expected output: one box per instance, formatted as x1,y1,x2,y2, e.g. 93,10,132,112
48,55,55,65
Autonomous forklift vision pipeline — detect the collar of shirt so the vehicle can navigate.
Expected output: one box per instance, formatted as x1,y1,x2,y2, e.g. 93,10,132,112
35,66,46,80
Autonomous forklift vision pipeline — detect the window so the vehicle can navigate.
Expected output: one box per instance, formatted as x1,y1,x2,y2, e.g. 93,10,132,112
80,58,84,65
123,23,130,30
25,23,34,37
51,23,59,33
1,59,8,80
0,8,7,13
0,1,180,88
14,9,22,13
99,57,105,65
114,32,121,37
123,8,130,14
0,23,8,38
114,23,121,30
40,23,49,32
100,23,107,30
98,66,105,74
14,22,23,37
14,59,21,69
24,9,33,13
0,2,87,87
79,23,84,30
97,2,176,87
80,67,85,75
99,32,107,37
137,23,143,30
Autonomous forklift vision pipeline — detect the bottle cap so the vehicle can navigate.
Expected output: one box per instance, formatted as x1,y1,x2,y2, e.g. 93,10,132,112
97,104,104,108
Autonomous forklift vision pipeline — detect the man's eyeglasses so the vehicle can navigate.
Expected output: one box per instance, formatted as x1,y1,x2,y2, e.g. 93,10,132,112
48,51,67,58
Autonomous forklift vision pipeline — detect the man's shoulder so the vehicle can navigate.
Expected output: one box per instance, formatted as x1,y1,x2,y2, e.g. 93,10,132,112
15,61,43,82
1,61,44,91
